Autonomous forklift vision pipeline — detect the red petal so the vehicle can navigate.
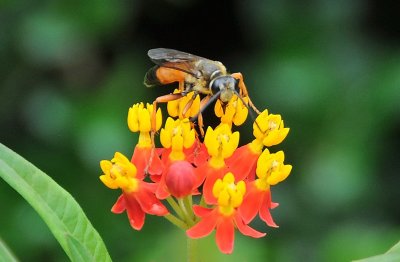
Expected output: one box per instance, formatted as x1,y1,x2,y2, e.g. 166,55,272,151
122,193,146,230
238,183,264,224
155,170,171,199
201,165,228,205
131,147,164,178
111,194,126,214
160,148,172,166
271,202,279,209
216,217,235,254
156,182,170,199
226,145,260,181
260,191,278,228
140,181,158,193
185,141,209,167
150,173,161,183
134,182,169,216
192,205,213,217
186,209,218,239
193,162,207,188
156,147,164,156
235,213,266,238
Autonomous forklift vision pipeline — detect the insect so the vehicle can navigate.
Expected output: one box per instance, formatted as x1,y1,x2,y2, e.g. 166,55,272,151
144,48,260,135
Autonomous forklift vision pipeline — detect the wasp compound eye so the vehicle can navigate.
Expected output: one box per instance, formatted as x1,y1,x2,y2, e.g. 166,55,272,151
210,77,223,95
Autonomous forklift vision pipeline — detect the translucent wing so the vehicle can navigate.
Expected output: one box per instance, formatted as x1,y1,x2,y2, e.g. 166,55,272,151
148,48,211,77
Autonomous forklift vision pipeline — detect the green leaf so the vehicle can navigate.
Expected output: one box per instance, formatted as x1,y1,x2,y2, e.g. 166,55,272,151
354,240,400,262
0,143,112,262
0,237,18,262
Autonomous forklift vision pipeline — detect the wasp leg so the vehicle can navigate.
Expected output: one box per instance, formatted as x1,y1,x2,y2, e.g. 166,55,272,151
152,92,184,132
197,95,211,137
179,81,185,92
144,92,184,175
197,112,205,137
231,72,261,114
181,92,199,118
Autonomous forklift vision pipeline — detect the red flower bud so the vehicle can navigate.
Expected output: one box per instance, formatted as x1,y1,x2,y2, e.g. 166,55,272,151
165,161,196,198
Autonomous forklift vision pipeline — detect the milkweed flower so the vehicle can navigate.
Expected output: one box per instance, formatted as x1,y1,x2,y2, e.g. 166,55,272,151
160,117,196,163
227,109,290,181
127,103,164,176
214,95,249,127
253,109,289,147
198,124,239,204
100,152,168,230
187,173,265,254
239,149,292,226
156,118,197,199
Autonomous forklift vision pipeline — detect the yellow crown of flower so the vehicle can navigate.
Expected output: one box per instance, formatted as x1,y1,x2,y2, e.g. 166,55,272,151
128,102,162,133
204,124,239,169
167,90,200,119
255,149,292,191
100,152,139,192
160,117,196,161
253,109,289,147
213,172,246,216
128,102,162,147
214,95,249,127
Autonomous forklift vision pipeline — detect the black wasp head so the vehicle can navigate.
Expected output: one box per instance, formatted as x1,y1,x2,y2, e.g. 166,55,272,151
210,76,239,103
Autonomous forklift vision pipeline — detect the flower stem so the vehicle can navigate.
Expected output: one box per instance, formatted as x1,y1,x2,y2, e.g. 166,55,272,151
183,195,195,222
164,213,188,229
187,236,199,262
166,196,185,220
199,195,206,207
178,198,192,224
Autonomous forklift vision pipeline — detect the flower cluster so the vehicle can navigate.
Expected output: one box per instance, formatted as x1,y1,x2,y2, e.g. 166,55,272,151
100,92,292,254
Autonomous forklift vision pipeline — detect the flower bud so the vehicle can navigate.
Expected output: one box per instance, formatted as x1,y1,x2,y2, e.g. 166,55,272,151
165,161,196,198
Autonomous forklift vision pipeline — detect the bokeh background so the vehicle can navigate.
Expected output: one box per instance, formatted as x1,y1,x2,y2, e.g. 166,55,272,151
1,0,399,261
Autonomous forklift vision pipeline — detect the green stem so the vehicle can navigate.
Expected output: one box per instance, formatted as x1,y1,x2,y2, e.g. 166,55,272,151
164,213,188,229
199,195,206,207
166,196,185,220
178,198,191,223
183,195,195,222
187,236,199,262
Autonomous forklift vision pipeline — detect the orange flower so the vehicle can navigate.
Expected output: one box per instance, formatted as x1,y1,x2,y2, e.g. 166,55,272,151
198,124,239,204
187,173,265,254
239,149,292,226
227,109,290,181
128,103,164,177
100,152,168,230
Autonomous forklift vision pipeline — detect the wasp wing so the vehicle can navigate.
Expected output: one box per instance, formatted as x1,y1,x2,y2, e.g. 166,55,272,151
147,48,210,77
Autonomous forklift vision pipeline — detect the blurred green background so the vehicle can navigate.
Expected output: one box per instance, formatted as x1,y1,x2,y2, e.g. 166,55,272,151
1,0,399,261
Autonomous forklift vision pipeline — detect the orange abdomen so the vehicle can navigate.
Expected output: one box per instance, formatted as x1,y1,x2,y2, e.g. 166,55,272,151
156,67,187,84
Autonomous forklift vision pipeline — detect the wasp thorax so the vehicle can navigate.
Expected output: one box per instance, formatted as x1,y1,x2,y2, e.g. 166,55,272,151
210,76,238,102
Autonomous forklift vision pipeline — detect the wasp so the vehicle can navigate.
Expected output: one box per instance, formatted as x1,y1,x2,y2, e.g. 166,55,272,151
144,48,260,135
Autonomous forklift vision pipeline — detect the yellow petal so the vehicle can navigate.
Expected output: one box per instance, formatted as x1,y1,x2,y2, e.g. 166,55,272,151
218,190,230,206
160,128,171,148
127,106,139,132
138,108,151,132
155,108,163,131
183,129,196,148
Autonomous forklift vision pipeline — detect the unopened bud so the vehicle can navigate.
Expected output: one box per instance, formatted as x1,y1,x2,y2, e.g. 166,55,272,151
165,161,196,198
